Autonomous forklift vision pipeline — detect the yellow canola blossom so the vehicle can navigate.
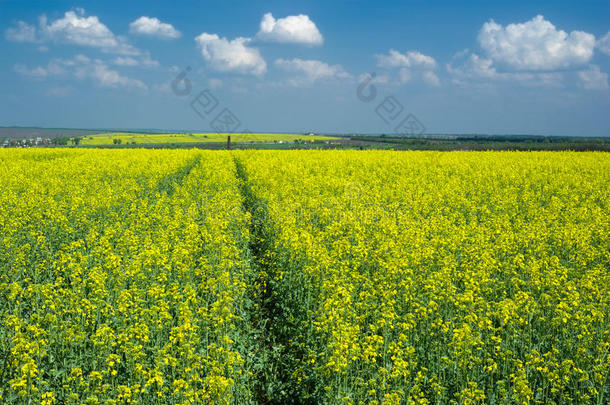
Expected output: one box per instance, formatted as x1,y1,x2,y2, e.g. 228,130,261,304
0,149,608,404
0,149,254,403
236,150,609,404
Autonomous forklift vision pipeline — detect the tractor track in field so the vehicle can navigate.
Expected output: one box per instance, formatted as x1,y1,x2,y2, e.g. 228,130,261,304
154,155,201,196
233,157,316,405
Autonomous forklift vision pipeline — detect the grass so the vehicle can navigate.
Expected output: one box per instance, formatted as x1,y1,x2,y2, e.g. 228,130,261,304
80,132,339,145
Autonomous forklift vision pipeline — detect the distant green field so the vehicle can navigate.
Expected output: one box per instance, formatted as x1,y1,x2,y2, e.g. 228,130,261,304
81,132,338,145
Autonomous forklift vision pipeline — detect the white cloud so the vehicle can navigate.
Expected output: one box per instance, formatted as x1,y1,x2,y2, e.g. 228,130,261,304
597,31,610,56
447,16,599,89
578,65,609,90
195,33,266,75
14,55,147,90
41,10,114,47
422,70,441,86
14,64,54,79
478,15,595,70
113,57,140,66
5,21,37,42
6,9,140,55
398,68,411,84
375,49,439,86
376,50,437,69
113,52,159,67
446,52,564,87
275,58,351,85
14,58,68,79
257,13,323,45
129,16,181,39
76,62,147,89
447,53,497,80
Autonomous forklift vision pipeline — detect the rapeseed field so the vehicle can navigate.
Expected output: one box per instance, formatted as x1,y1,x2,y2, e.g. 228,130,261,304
0,149,608,404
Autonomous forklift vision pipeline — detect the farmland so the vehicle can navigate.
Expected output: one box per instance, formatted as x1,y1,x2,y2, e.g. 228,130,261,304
0,149,608,404
79,133,338,146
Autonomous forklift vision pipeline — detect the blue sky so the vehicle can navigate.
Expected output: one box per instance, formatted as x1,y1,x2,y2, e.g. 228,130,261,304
1,0,609,136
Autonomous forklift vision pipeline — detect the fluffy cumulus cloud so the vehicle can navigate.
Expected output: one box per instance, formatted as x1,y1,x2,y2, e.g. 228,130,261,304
275,58,351,85
5,21,37,42
376,50,437,69
446,52,564,87
112,57,141,66
41,10,118,48
77,62,147,89
195,33,266,75
129,17,181,39
445,16,609,90
578,65,609,90
14,55,147,90
478,15,595,70
422,70,441,86
446,53,496,80
257,13,323,45
597,31,610,56
14,63,59,79
375,49,439,86
112,52,159,67
5,9,139,55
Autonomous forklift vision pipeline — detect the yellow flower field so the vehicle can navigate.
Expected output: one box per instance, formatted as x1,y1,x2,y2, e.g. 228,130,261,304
0,150,254,403
0,149,608,404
